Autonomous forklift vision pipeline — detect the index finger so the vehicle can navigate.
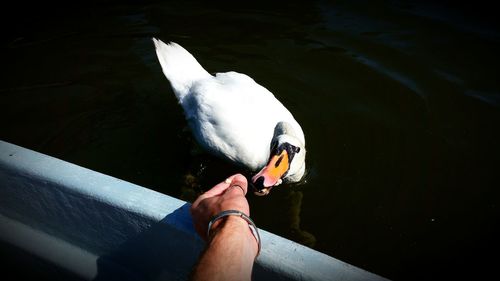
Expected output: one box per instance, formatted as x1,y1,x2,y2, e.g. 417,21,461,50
192,174,241,208
203,174,242,197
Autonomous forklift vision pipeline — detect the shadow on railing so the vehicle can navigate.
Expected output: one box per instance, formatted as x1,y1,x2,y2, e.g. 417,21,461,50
94,203,204,281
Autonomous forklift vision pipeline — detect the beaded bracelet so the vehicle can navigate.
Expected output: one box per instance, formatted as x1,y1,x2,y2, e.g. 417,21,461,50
207,210,261,257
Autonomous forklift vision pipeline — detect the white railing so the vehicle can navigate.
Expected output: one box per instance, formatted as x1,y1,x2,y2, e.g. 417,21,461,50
0,140,389,281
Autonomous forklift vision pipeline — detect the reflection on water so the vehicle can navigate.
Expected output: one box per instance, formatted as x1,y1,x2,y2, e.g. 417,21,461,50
1,1,500,280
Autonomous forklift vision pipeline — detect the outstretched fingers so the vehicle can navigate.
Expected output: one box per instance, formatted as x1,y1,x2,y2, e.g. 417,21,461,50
203,174,247,197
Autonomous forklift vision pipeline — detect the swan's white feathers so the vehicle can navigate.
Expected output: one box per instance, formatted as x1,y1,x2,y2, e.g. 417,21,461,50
152,39,210,101
153,38,306,181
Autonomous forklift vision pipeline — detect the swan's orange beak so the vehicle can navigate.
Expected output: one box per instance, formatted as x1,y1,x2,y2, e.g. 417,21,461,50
252,149,289,195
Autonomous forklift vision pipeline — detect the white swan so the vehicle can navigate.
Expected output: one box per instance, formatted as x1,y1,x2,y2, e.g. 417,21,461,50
153,38,306,195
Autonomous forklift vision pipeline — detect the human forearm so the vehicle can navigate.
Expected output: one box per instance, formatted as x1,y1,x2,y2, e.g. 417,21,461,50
191,216,258,281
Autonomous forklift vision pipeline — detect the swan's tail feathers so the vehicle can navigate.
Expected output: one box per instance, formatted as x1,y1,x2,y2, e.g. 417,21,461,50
153,38,211,102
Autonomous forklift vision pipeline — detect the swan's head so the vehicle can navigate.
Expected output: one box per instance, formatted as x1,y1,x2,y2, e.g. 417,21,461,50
251,122,306,195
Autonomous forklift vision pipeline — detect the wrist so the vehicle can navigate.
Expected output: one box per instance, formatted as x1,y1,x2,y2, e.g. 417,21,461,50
209,215,259,259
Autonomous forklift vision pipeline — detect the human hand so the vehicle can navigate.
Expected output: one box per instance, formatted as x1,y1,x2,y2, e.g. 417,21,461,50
190,174,250,240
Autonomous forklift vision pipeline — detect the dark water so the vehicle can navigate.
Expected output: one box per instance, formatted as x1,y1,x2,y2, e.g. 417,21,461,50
1,1,500,280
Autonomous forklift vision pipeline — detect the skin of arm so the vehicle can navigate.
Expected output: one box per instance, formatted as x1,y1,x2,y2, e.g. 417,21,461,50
190,174,259,281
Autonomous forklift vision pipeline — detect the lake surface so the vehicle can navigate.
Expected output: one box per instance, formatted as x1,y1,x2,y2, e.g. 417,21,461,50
1,1,499,280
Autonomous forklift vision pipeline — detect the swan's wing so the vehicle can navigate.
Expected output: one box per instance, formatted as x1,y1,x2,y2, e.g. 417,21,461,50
183,72,296,169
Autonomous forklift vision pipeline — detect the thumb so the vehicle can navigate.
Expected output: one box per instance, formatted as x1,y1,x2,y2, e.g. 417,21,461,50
228,174,248,195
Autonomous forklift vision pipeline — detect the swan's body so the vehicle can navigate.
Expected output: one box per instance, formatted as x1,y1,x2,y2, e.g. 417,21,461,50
153,39,306,194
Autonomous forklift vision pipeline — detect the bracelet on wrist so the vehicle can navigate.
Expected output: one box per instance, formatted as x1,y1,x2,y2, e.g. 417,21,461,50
207,210,261,257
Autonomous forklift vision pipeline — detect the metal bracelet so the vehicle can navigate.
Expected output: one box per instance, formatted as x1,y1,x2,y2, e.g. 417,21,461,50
207,210,261,257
